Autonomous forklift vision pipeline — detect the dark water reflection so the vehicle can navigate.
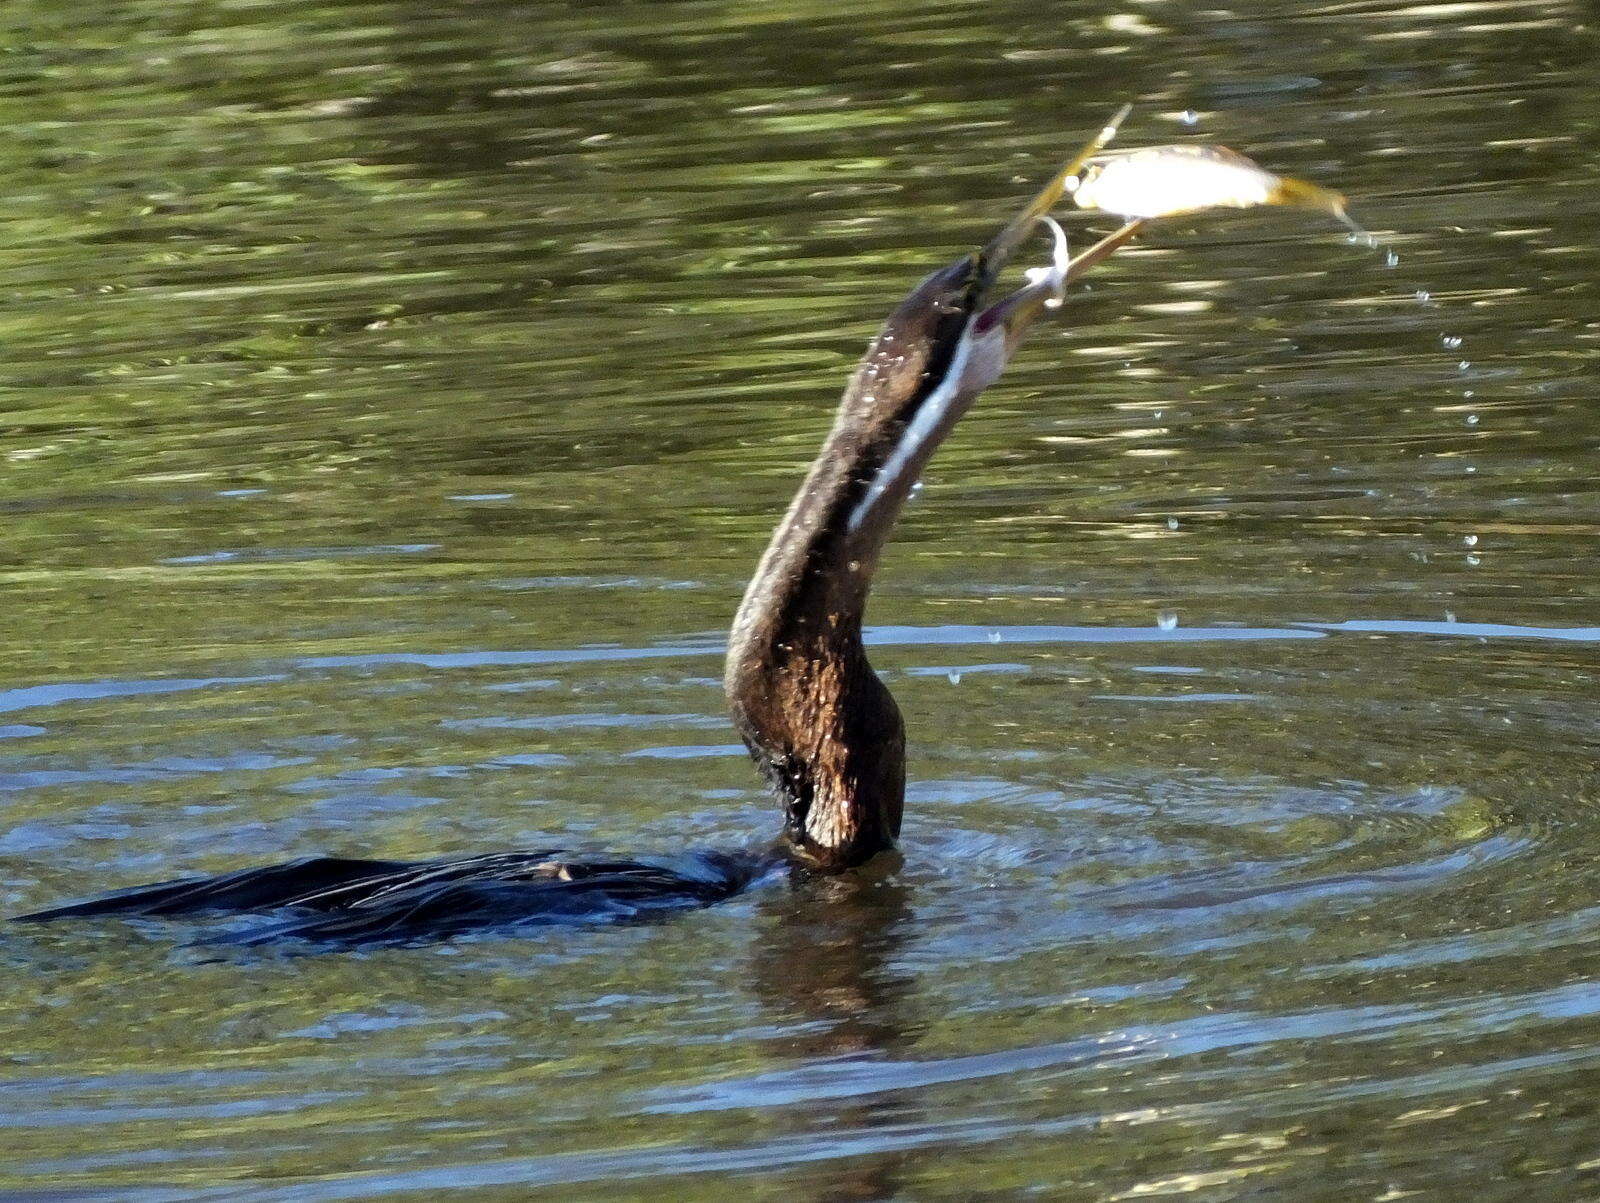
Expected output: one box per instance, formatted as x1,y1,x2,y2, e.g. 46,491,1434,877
3,0,1600,1196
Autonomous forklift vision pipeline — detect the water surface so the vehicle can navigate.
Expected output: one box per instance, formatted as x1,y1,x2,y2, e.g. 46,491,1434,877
3,0,1600,1198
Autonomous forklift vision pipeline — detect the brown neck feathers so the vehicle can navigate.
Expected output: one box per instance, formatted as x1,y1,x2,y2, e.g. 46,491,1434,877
725,257,979,870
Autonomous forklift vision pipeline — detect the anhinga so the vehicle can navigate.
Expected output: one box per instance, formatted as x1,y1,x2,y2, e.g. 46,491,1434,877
18,145,1146,945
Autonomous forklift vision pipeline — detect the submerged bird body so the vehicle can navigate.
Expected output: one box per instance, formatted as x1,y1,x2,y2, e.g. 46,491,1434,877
17,127,1148,946
25,850,769,944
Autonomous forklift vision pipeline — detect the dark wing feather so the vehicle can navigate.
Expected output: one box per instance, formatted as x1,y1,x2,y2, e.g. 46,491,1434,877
17,849,770,946
15,856,417,919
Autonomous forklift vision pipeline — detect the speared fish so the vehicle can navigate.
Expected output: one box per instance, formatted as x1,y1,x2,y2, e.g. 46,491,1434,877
1065,142,1368,239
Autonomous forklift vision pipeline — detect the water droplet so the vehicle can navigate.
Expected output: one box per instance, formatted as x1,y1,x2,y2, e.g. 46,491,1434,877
947,671,962,685
1415,290,1431,304
1181,110,1199,126
1384,249,1400,268
1441,335,1463,349
1157,610,1179,631
1466,554,1481,566
909,480,924,501
987,630,1003,644
1466,414,1479,426
1458,360,1471,372
1465,465,1477,474
1444,610,1456,623
1463,534,1478,546
1166,517,1179,531
1463,390,1474,398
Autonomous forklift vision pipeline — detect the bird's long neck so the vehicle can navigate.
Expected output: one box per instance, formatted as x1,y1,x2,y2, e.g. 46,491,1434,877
725,266,975,870
724,424,906,871
722,180,1142,871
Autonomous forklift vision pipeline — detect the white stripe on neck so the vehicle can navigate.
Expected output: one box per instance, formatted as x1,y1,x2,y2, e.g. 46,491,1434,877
843,217,1068,543
844,334,976,540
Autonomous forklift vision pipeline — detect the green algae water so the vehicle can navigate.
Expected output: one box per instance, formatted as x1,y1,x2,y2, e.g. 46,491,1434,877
3,1,1600,1197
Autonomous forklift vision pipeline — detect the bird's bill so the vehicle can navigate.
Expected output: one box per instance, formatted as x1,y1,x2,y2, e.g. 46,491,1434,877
975,218,1147,353
840,205,1143,550
974,103,1132,297
1063,218,1146,284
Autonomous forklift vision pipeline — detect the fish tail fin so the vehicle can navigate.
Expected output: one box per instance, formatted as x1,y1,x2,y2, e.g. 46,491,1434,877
1271,177,1371,241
